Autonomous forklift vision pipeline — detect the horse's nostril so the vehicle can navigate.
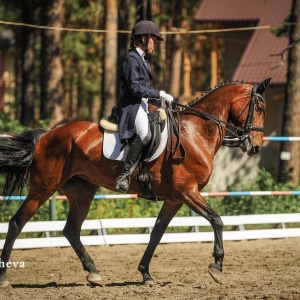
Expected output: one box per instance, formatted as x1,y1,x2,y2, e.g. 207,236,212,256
254,146,261,153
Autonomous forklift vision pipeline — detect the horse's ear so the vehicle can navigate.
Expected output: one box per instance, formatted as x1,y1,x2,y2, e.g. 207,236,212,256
257,77,272,94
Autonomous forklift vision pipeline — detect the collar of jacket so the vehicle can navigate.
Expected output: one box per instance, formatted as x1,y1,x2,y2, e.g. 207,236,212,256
129,48,152,75
135,47,146,60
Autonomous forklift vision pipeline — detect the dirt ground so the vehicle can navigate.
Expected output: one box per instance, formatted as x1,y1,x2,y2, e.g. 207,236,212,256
1,237,299,300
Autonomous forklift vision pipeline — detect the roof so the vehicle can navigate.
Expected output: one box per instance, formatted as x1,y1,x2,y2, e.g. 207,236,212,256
194,0,292,84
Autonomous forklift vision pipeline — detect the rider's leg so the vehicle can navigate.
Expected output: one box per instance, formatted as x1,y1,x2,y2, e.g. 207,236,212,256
115,104,151,193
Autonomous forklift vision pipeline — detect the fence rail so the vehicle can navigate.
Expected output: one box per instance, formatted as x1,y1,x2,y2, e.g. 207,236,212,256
3,190,300,201
0,213,300,250
1,190,300,222
263,136,300,141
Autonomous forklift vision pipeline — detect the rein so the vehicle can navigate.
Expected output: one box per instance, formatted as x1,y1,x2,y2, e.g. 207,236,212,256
166,107,186,160
171,101,235,135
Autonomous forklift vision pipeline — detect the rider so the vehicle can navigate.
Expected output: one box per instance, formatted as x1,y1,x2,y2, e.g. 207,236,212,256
115,20,174,193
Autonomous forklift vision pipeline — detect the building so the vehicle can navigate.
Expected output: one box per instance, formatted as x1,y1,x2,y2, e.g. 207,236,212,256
194,0,292,189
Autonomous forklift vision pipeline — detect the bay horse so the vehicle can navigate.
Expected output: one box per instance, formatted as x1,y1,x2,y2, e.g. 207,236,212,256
0,79,271,288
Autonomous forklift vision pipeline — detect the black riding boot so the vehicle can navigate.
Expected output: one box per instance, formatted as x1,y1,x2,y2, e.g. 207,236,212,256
115,136,146,193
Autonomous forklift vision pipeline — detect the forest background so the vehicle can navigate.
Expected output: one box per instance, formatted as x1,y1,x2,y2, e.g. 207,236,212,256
0,0,206,127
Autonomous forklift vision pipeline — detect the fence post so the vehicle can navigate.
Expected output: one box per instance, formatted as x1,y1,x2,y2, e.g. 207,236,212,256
49,195,57,237
50,195,57,221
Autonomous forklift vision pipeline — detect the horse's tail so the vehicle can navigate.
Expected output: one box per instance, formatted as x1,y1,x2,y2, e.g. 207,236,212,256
0,128,46,199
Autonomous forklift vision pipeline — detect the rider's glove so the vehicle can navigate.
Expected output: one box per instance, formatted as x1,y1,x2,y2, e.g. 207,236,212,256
160,90,174,103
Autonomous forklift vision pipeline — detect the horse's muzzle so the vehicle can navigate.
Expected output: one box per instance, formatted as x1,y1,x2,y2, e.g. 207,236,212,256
249,145,261,156
240,135,261,156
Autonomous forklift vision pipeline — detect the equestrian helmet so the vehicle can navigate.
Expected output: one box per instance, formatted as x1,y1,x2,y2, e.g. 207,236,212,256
131,20,164,41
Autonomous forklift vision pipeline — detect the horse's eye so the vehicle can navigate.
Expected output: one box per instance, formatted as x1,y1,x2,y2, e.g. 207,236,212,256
255,101,265,113
254,97,266,114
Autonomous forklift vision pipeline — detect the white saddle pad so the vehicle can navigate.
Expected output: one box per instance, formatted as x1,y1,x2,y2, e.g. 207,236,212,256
103,119,168,162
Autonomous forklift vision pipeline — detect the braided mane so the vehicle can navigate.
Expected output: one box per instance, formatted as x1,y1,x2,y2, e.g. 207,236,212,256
177,80,245,112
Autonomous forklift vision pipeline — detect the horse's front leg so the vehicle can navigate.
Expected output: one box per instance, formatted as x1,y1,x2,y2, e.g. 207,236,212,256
184,189,224,283
138,200,183,285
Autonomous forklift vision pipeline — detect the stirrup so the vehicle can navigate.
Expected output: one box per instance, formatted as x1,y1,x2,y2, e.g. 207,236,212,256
115,173,131,193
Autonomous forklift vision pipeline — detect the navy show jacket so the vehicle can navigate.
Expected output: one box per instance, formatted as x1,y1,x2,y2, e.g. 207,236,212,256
118,49,160,143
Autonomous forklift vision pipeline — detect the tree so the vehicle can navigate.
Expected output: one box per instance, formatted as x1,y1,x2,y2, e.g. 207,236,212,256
117,0,130,101
1,0,205,124
63,0,104,122
40,0,65,127
20,0,37,127
169,0,183,99
101,0,118,117
279,0,300,184
136,0,152,21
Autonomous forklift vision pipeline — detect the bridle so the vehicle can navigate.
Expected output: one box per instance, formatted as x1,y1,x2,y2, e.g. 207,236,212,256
222,84,266,149
242,84,266,133
169,83,266,151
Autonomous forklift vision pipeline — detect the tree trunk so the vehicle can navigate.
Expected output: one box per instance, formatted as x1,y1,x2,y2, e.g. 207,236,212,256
279,0,300,183
117,0,129,101
136,0,152,21
21,0,36,127
169,0,183,100
40,0,65,127
102,0,118,117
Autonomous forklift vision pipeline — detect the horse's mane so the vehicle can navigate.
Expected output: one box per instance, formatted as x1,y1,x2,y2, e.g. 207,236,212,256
178,80,245,112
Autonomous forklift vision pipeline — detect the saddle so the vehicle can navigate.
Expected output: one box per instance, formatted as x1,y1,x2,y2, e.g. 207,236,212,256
99,106,119,132
100,107,167,199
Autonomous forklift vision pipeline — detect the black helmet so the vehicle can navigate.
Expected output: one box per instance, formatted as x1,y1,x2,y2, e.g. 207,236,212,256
131,20,164,41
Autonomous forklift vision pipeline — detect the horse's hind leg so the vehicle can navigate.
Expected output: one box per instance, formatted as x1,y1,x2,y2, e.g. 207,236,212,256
138,199,183,285
0,193,51,287
60,177,102,286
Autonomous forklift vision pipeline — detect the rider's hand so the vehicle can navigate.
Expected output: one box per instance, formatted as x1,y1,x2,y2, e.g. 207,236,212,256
160,90,174,103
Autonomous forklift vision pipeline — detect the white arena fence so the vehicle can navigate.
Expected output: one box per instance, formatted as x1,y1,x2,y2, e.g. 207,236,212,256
0,213,300,250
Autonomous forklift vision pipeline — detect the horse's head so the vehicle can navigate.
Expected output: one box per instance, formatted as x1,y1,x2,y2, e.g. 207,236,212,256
230,78,271,156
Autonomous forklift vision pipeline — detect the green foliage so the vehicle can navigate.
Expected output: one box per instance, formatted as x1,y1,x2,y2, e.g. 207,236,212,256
0,201,21,222
0,0,21,24
2,168,299,223
37,118,51,130
0,199,50,223
271,17,293,37
86,188,190,220
220,168,300,215
63,0,104,120
0,111,29,133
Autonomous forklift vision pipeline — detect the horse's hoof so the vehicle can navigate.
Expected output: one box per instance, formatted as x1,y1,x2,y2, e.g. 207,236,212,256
0,280,11,288
86,273,104,287
208,266,222,284
143,279,155,286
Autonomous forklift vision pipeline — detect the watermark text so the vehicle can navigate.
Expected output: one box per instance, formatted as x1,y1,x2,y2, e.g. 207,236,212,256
0,260,25,268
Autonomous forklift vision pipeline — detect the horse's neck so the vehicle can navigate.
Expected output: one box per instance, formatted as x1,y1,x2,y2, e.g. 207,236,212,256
191,83,251,122
184,90,233,155
192,91,231,124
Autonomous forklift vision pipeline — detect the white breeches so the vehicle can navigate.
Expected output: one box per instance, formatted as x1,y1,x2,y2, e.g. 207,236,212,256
134,99,151,143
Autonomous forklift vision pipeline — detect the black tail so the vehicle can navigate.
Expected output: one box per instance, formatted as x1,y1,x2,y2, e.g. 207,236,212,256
0,128,46,199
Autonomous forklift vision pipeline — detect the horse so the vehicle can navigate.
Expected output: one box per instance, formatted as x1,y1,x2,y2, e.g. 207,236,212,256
0,78,271,288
